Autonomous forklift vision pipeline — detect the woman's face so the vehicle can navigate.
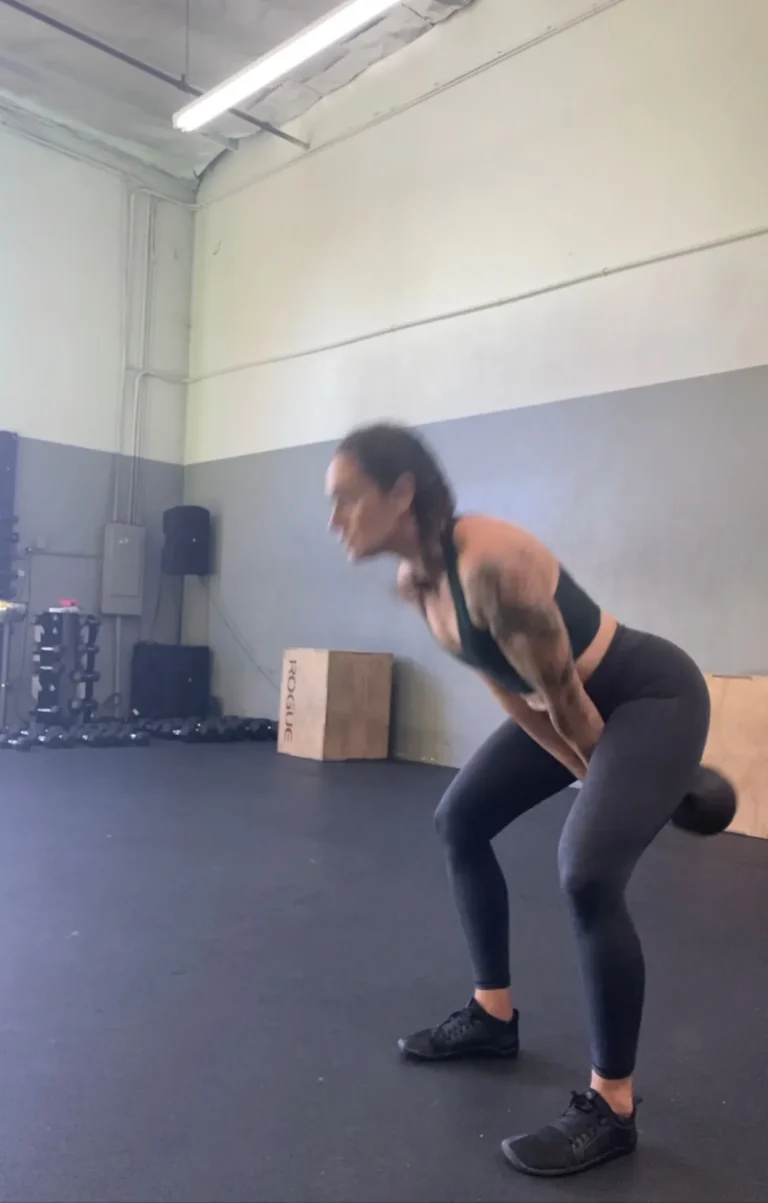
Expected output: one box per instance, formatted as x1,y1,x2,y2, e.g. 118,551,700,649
325,453,413,561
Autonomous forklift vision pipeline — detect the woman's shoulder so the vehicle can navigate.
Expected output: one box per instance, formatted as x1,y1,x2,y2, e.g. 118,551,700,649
453,513,547,559
453,514,559,594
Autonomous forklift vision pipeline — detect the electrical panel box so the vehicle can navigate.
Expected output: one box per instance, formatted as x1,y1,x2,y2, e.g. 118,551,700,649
101,524,146,616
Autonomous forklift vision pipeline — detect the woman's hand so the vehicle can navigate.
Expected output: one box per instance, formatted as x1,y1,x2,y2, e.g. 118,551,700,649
482,678,589,780
466,550,605,767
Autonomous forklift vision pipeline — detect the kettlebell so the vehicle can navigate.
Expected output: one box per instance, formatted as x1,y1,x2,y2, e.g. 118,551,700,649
6,733,33,752
671,766,737,836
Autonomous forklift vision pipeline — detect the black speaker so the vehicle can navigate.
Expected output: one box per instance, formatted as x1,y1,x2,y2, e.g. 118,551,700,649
162,506,212,576
130,642,211,719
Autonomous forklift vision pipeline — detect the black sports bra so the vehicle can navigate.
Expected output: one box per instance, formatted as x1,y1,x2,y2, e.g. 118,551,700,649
440,519,601,694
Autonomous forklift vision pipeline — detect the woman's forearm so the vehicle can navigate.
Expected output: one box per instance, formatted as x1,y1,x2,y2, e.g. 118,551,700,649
513,708,587,779
482,677,586,779
547,676,605,765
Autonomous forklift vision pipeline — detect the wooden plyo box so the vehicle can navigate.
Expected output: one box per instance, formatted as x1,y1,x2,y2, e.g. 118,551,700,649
703,674,768,839
278,649,393,762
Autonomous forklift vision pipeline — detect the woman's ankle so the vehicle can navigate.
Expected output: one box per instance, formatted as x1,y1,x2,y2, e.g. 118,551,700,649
590,1071,634,1117
474,987,515,1022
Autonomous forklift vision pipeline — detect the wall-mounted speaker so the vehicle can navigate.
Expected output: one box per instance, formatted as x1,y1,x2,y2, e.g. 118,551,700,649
161,505,212,576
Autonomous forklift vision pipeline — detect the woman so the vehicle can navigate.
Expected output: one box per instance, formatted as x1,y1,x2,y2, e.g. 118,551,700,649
325,422,711,1178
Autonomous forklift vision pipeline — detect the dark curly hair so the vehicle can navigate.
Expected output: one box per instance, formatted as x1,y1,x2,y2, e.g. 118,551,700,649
336,423,456,567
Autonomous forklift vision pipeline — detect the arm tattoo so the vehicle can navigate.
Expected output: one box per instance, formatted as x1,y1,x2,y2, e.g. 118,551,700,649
470,558,604,761
472,562,577,694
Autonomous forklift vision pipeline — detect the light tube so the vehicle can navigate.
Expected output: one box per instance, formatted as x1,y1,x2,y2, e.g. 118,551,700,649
173,0,402,132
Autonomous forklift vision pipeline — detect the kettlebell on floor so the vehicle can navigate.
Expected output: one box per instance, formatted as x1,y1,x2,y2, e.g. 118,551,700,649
671,765,737,835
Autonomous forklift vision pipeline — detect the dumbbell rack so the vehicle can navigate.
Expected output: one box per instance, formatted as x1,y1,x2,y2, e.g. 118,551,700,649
0,601,26,729
31,608,101,727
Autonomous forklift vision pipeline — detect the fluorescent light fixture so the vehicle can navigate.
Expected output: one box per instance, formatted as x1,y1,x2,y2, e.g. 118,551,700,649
173,0,402,133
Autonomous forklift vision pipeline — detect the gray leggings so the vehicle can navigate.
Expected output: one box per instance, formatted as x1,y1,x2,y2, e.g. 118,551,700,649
435,626,710,1079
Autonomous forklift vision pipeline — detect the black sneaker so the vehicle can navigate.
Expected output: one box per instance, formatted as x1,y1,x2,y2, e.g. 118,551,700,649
501,1089,638,1177
398,998,519,1061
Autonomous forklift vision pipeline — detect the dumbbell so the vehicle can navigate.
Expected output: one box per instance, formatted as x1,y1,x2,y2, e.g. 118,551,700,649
79,724,103,747
199,719,235,743
217,717,245,742
106,722,149,748
244,718,278,741
190,719,225,743
160,719,184,740
100,724,124,748
126,727,150,746
80,724,119,748
671,766,737,836
1,729,34,752
178,720,204,743
218,716,277,742
36,728,77,749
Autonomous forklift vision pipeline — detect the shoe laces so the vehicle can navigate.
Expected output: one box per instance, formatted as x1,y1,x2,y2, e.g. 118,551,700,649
434,1006,475,1043
554,1092,605,1149
567,1091,599,1116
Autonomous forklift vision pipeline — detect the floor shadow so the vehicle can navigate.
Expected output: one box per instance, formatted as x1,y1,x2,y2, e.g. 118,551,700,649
624,1140,755,1203
395,1047,573,1088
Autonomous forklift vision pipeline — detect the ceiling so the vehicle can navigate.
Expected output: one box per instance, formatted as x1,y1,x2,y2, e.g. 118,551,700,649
0,0,475,180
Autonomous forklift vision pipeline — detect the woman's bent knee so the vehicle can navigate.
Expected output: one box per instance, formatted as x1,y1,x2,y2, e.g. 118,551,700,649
559,860,624,924
434,782,476,851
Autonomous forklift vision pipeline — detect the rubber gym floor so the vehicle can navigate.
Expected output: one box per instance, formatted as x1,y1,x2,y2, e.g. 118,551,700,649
0,742,765,1203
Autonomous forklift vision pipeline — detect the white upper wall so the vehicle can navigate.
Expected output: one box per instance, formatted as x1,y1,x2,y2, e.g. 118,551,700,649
0,125,193,462
186,0,768,465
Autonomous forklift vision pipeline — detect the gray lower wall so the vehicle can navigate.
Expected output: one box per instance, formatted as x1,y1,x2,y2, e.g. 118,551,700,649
183,365,768,767
7,436,183,723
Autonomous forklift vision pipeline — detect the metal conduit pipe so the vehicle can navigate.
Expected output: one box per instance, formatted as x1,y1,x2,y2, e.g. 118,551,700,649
0,0,309,150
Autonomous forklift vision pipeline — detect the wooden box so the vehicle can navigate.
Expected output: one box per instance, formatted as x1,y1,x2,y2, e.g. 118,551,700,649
703,674,768,839
278,649,393,761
